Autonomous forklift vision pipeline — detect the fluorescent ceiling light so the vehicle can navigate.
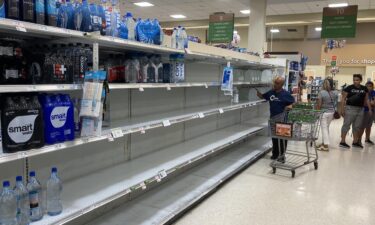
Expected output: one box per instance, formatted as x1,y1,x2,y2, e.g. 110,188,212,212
240,9,251,14
134,2,154,7
328,3,348,8
315,27,322,31
270,29,280,33
170,14,186,19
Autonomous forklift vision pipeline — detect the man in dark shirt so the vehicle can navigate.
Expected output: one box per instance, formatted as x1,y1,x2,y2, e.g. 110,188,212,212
340,74,371,149
257,76,295,161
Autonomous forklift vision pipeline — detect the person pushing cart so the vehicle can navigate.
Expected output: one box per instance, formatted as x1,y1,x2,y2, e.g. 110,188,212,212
256,76,295,162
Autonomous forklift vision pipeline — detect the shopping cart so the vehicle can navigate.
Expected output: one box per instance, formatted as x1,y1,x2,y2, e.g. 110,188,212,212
269,109,323,178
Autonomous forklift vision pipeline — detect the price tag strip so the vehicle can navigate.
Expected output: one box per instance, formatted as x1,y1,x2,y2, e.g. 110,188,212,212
219,108,224,114
162,120,171,127
198,113,205,118
139,87,144,92
140,182,147,190
111,129,124,139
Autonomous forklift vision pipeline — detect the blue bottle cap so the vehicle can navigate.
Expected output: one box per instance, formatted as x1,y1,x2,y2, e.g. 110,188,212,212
30,171,36,177
126,12,133,18
3,181,10,187
16,176,23,182
52,167,58,173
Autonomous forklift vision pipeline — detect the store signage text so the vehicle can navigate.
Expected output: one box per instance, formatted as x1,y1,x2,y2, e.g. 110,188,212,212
208,13,234,43
321,5,358,38
322,58,375,65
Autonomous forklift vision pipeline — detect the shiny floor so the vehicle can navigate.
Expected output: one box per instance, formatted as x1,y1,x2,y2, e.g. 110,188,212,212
175,119,375,225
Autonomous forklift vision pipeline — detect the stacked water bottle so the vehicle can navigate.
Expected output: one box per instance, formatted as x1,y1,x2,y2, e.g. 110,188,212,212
0,0,171,47
104,54,185,84
171,26,189,50
0,168,63,224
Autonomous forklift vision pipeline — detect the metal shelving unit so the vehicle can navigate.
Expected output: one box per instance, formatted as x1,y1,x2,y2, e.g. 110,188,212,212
33,124,265,225
0,17,281,225
0,100,265,164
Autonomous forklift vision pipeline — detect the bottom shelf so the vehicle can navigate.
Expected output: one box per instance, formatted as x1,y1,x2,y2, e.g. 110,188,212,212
87,136,271,225
35,121,266,225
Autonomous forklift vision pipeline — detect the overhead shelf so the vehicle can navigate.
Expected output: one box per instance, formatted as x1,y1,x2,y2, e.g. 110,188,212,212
33,123,265,225
0,82,270,93
87,136,271,225
0,100,266,164
0,18,283,69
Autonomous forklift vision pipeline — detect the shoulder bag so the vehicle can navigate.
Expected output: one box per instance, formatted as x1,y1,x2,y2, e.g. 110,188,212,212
328,91,340,119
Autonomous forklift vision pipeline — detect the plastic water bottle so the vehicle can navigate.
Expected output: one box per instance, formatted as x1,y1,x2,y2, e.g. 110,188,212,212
6,0,21,20
46,0,58,26
46,167,63,216
65,0,75,29
109,1,118,37
57,0,68,28
21,0,35,23
135,17,141,41
0,181,17,225
118,15,128,39
14,176,30,225
181,27,188,49
80,0,92,32
125,12,136,41
89,3,100,32
35,0,45,24
0,0,5,18
126,57,140,83
171,27,177,49
27,171,43,222
73,0,83,30
97,3,106,35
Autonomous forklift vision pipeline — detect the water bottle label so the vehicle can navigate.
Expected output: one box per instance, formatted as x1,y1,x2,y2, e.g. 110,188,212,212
29,191,39,209
5,69,19,79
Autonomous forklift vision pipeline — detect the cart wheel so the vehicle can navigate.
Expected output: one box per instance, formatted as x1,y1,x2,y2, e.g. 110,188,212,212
314,162,318,170
272,167,276,174
291,170,295,178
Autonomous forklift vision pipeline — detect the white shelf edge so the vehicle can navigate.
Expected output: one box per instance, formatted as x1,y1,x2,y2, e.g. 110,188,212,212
0,18,84,38
0,100,266,164
34,124,265,225
0,82,271,93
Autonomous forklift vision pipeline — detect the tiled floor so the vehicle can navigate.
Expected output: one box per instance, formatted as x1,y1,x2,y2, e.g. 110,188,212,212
175,119,375,225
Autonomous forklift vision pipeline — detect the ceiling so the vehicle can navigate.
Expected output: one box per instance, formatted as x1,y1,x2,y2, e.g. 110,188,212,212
118,0,375,22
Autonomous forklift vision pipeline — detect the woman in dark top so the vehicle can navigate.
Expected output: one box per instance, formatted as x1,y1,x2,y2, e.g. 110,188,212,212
339,74,371,149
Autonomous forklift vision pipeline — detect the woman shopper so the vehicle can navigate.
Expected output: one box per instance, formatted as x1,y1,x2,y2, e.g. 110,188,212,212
359,81,375,145
316,78,338,151
339,74,371,149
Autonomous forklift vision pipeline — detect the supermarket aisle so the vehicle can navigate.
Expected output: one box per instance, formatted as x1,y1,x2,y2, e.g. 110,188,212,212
175,119,375,225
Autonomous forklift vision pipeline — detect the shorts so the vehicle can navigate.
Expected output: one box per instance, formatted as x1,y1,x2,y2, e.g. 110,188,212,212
341,106,364,134
361,111,375,129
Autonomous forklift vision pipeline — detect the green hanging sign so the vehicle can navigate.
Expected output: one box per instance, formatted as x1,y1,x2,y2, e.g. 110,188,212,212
208,13,235,43
321,5,358,38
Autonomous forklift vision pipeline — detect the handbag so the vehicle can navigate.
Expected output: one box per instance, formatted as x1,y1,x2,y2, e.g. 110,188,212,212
328,91,340,119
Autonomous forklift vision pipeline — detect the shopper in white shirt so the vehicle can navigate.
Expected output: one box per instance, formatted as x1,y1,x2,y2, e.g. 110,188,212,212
316,78,338,151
